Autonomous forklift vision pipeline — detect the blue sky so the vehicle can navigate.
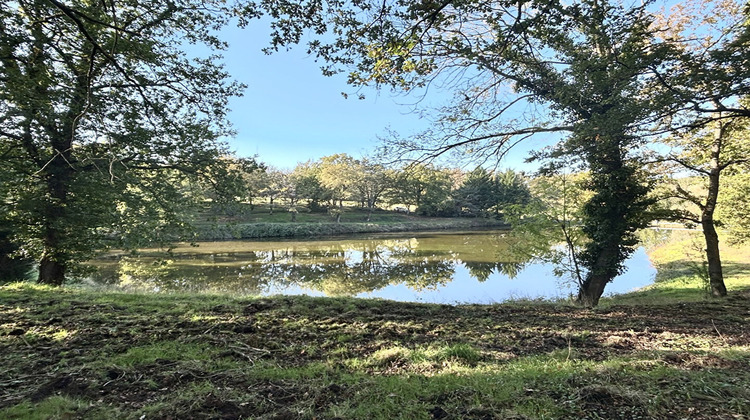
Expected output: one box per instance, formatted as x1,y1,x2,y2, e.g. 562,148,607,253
218,21,550,171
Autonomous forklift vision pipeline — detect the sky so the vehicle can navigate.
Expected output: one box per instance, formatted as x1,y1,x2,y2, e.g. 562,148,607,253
215,20,552,172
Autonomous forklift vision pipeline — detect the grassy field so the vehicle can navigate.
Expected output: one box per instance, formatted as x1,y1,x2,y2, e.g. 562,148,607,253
2,233,749,419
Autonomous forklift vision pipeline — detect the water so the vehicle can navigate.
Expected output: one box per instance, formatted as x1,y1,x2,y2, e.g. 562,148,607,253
86,230,656,304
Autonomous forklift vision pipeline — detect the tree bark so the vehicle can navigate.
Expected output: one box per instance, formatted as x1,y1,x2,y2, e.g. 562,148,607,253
700,119,727,297
702,216,727,296
38,255,66,286
576,242,620,307
37,157,72,285
576,273,609,308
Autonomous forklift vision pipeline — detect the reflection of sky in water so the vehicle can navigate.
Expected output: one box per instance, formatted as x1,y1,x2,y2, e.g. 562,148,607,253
348,248,655,304
88,232,656,305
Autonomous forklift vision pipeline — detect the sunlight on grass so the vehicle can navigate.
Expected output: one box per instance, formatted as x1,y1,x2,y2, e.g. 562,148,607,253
51,329,74,341
104,341,214,367
0,396,90,420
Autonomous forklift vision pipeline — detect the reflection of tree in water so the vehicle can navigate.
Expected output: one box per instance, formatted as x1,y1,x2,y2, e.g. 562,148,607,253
463,261,526,282
87,232,534,295
452,232,530,282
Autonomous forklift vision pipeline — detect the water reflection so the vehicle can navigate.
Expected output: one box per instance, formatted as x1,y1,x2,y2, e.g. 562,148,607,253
87,230,655,303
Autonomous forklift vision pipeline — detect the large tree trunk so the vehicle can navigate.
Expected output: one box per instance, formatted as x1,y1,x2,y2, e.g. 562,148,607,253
576,242,620,307
38,255,66,286
37,158,72,285
576,273,609,308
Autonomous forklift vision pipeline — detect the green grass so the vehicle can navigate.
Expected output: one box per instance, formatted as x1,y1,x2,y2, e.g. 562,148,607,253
602,230,750,305
1,396,91,420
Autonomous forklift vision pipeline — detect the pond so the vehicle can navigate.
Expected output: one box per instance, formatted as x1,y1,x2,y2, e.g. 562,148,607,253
86,230,656,304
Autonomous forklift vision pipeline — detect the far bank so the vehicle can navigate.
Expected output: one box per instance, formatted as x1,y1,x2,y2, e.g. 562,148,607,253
195,206,509,240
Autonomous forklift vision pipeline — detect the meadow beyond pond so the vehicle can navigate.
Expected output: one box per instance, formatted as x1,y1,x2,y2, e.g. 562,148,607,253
86,230,656,304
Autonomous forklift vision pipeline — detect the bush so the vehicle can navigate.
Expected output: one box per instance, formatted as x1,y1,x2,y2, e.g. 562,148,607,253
0,227,33,283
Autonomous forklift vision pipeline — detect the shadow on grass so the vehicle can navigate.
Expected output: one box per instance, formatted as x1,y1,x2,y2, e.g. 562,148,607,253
3,285,750,419
3,347,750,420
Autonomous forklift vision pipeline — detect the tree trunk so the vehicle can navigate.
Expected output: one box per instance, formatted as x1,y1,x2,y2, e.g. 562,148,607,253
37,174,70,285
700,118,727,297
576,273,609,308
702,217,727,296
576,241,620,308
38,255,66,286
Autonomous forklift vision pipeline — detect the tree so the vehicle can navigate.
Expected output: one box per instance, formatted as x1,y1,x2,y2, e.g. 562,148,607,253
387,164,453,216
717,172,750,245
0,224,33,282
507,169,591,290
653,115,750,296
290,161,332,211
0,0,245,285
243,164,269,210
318,154,358,208
453,168,496,217
646,0,750,297
258,168,290,214
349,158,391,220
494,170,532,217
253,0,676,306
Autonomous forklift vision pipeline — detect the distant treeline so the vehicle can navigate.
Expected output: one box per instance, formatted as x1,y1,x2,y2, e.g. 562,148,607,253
242,153,532,218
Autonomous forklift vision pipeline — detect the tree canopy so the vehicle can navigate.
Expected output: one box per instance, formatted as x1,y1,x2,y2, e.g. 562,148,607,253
0,0,250,284
244,0,750,305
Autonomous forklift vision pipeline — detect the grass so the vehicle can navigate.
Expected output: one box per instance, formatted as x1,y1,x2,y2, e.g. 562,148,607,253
2,234,750,419
602,230,750,305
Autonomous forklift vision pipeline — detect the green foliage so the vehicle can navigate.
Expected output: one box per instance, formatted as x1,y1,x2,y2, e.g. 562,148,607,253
513,1,668,306
718,173,750,244
318,154,358,206
453,168,496,217
506,171,591,286
448,168,532,218
0,0,248,284
198,218,504,240
385,164,453,216
249,0,679,305
290,161,333,211
0,225,33,283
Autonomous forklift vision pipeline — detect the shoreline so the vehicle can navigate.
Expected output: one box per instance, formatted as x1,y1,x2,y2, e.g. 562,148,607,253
195,218,509,241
